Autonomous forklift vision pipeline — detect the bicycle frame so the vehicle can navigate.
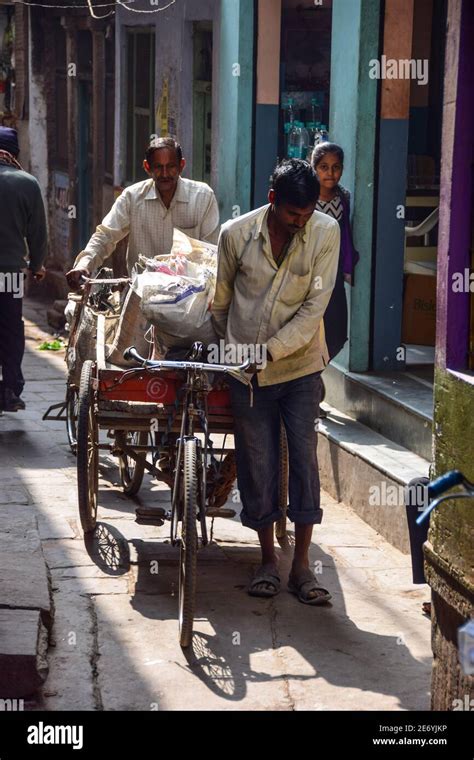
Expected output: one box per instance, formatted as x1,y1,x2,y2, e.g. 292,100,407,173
123,345,252,547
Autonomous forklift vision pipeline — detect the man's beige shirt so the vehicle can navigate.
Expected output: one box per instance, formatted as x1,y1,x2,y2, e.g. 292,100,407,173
212,205,340,386
74,176,219,274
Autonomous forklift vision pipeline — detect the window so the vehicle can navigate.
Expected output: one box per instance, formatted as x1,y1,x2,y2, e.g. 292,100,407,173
125,28,155,184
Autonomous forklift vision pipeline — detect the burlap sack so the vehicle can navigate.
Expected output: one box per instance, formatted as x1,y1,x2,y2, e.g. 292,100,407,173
105,285,150,365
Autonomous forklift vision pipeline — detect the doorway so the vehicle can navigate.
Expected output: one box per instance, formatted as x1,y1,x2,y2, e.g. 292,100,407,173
399,0,447,383
125,27,156,185
192,21,213,185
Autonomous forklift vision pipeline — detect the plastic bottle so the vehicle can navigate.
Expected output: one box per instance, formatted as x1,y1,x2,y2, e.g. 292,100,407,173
319,124,330,143
308,123,323,161
306,97,322,146
287,116,303,159
283,99,295,130
283,99,296,156
299,122,310,160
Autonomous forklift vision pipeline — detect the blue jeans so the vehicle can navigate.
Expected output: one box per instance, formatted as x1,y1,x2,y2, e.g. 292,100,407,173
228,372,323,531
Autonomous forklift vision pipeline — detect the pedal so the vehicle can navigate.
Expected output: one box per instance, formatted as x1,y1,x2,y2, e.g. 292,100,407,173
205,507,236,519
135,506,167,525
135,516,165,526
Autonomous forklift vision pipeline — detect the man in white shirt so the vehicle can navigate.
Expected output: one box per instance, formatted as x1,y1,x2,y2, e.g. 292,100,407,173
212,159,340,605
66,137,219,287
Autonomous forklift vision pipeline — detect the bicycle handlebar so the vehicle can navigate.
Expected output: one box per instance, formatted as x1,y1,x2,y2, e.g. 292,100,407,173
123,345,252,374
415,469,474,525
427,470,464,497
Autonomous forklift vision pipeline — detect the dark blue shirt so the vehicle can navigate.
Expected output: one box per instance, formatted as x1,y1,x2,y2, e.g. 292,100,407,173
0,163,47,272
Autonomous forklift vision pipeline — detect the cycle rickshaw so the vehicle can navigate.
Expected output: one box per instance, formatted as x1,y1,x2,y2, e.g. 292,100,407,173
45,276,290,647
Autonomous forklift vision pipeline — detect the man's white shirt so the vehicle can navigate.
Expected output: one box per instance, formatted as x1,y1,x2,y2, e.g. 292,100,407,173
75,176,219,274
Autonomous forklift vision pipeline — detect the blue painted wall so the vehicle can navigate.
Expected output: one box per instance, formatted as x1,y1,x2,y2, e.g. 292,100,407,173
373,118,409,370
216,0,255,223
329,0,381,372
254,104,279,208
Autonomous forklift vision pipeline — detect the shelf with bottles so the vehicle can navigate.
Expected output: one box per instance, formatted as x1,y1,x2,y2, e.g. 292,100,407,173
281,93,329,161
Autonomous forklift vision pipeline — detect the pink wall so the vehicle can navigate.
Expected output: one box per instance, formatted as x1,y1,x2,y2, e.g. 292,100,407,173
256,0,282,106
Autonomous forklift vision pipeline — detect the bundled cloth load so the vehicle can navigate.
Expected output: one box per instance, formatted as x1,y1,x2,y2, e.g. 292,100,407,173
64,232,220,374
104,285,149,366
133,229,219,349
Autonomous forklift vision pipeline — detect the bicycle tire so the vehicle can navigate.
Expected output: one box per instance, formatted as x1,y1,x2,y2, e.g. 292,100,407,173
66,385,79,456
116,430,148,496
77,360,99,534
179,438,198,648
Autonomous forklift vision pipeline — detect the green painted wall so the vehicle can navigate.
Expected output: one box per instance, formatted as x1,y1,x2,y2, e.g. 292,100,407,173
329,0,380,372
432,368,474,582
217,0,255,223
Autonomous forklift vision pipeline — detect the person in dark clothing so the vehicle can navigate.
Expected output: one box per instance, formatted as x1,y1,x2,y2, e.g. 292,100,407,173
311,142,359,416
311,142,360,356
0,127,47,412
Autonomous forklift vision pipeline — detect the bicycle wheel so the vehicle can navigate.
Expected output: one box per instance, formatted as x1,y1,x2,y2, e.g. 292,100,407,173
178,438,198,648
116,430,148,496
66,385,79,455
77,360,99,534
275,421,289,545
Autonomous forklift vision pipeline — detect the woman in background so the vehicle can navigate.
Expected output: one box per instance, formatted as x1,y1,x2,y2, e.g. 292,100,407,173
311,142,359,416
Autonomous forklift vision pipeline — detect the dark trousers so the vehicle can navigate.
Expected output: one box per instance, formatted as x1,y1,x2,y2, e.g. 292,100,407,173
405,477,430,584
228,372,323,531
0,290,25,398
323,266,348,361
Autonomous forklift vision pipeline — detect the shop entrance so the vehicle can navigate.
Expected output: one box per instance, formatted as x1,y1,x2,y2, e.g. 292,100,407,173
400,0,447,383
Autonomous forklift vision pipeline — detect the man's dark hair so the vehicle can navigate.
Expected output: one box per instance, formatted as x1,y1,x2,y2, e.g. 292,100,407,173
145,136,183,164
311,142,344,169
270,159,319,207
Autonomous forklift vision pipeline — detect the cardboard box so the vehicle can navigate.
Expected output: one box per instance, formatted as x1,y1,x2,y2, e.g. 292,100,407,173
402,273,436,346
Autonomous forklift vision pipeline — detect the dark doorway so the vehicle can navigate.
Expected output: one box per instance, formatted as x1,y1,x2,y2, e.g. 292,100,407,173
126,27,156,184
192,21,213,184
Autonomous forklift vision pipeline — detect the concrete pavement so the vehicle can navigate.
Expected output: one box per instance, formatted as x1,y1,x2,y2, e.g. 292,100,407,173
0,298,433,711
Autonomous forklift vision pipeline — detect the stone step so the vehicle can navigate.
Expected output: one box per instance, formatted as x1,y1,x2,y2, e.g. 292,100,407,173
323,363,433,460
0,550,54,630
0,504,53,698
0,609,49,698
317,402,430,555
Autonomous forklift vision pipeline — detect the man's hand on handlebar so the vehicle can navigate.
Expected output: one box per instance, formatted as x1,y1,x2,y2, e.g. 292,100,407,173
66,267,89,290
